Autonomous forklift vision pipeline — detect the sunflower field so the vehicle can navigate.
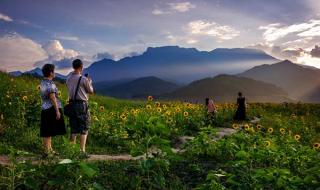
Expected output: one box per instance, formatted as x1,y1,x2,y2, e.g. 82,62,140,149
0,71,319,189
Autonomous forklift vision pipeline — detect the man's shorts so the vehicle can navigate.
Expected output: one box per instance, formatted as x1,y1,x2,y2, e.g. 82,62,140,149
69,101,90,135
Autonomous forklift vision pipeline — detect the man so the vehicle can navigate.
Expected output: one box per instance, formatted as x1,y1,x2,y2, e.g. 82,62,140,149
66,59,94,158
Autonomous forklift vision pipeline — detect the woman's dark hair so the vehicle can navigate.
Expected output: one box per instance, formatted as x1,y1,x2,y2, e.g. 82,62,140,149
42,64,55,77
72,59,83,69
238,92,242,97
205,98,209,106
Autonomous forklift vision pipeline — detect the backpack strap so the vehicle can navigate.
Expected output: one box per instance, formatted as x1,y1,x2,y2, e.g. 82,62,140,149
73,76,82,101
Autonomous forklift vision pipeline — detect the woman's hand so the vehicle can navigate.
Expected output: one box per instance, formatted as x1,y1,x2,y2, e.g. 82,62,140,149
56,110,61,120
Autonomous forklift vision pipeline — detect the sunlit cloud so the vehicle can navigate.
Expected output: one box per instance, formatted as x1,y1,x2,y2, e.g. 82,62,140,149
259,19,320,42
0,12,13,22
188,20,240,40
0,33,47,72
168,2,196,12
152,2,195,15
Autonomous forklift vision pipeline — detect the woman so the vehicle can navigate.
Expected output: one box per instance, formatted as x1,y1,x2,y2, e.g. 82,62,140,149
40,64,66,157
234,92,246,121
205,98,217,125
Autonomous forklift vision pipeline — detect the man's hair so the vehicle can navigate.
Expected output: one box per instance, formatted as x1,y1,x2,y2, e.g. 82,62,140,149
72,59,83,69
238,92,242,97
42,64,55,77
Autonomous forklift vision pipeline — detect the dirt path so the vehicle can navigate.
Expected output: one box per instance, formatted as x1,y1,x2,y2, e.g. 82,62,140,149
0,128,237,166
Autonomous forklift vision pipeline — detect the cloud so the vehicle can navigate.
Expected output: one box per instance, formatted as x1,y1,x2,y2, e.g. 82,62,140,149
152,2,195,15
0,33,47,72
311,45,320,58
187,20,240,40
0,12,13,22
168,2,196,12
92,52,114,60
259,19,320,42
35,40,80,69
57,35,79,41
152,9,169,15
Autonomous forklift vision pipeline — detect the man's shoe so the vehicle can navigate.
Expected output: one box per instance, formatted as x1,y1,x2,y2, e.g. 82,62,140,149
79,151,90,159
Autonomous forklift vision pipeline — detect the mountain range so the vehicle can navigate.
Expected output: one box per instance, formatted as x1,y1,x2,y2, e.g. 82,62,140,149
84,46,278,83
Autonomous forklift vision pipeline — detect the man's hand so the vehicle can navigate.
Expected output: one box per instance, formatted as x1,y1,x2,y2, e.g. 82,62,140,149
56,111,61,120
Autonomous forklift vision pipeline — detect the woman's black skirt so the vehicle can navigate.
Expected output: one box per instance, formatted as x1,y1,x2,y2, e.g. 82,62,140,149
40,107,66,137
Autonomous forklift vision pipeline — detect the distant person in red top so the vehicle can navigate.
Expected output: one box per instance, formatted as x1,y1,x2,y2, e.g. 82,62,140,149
205,98,217,125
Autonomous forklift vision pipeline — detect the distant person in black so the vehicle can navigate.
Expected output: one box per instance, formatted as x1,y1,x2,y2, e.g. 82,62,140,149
234,92,246,120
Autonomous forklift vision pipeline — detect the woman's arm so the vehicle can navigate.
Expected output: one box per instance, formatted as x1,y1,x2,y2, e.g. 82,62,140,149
49,93,61,120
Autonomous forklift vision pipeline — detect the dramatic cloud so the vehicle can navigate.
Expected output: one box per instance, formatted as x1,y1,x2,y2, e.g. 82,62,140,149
152,2,195,15
0,12,13,22
310,45,320,58
168,2,196,12
35,40,79,69
259,19,320,42
188,20,240,40
0,34,47,72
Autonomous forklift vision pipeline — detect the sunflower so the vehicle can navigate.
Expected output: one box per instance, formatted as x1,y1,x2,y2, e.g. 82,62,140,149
93,116,98,121
244,124,250,131
256,124,262,130
146,104,152,109
267,127,274,133
22,96,28,101
110,112,114,116
166,118,173,124
58,91,62,97
183,111,189,117
157,107,162,113
176,108,181,113
186,103,191,108
279,128,285,134
313,143,320,150
147,95,153,101
232,124,239,129
165,111,171,116
294,134,301,141
99,106,105,112
120,114,127,120
37,85,41,91
155,102,161,107
265,140,271,147
162,104,167,109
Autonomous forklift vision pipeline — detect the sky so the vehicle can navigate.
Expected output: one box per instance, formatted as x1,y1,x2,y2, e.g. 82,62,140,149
1,0,320,74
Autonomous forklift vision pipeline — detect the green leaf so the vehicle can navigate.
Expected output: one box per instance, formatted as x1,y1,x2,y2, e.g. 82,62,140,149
79,163,96,178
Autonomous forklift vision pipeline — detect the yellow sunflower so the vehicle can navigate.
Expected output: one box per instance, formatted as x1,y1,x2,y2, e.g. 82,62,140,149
93,116,98,121
313,143,320,150
120,114,127,120
265,140,271,147
165,111,171,116
99,106,105,112
162,104,167,109
279,128,285,134
256,124,262,130
157,107,162,113
58,91,62,97
155,102,161,107
37,85,41,91
267,127,274,133
146,104,152,109
166,118,174,124
22,96,28,101
147,95,153,101
294,134,301,141
176,108,181,113
244,124,250,131
232,124,239,129
183,111,189,117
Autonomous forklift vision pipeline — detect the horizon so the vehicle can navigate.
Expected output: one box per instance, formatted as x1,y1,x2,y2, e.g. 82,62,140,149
1,0,320,74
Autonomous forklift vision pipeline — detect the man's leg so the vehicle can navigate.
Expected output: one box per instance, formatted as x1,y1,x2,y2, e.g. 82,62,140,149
43,137,51,153
70,134,77,144
80,133,87,152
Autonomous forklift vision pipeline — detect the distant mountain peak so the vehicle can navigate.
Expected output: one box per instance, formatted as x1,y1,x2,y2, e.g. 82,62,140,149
144,46,199,55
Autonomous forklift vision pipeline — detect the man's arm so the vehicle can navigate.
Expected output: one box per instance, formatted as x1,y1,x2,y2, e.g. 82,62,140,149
84,77,94,94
